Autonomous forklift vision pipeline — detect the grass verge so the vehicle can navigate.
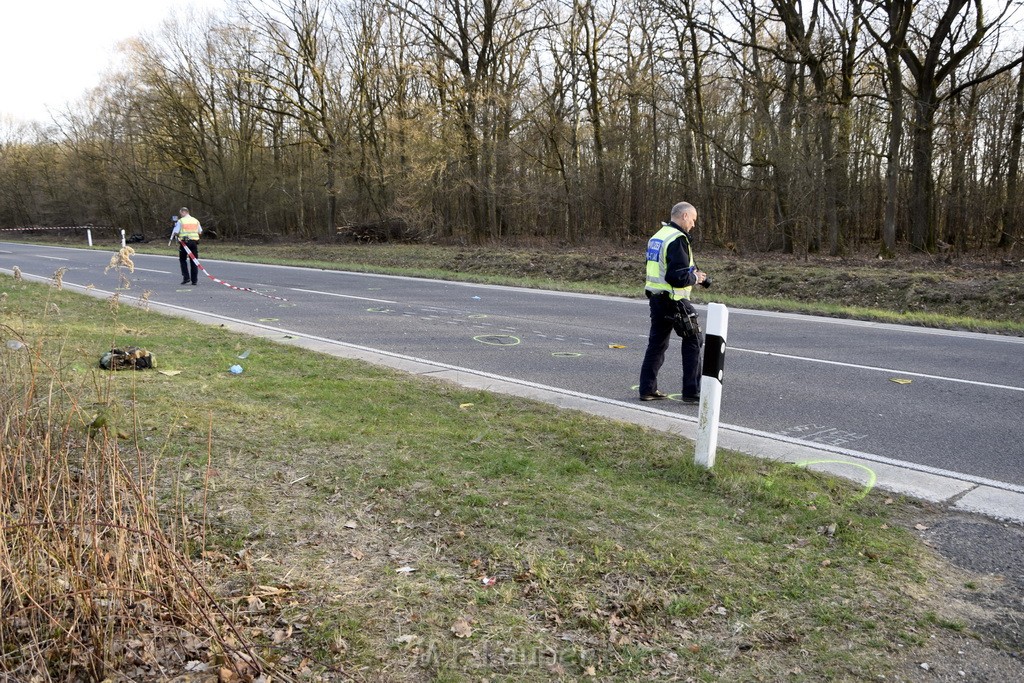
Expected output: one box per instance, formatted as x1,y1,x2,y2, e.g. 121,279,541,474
1,273,967,681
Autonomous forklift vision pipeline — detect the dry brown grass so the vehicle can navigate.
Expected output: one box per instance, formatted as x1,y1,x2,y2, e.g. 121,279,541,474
0,327,276,682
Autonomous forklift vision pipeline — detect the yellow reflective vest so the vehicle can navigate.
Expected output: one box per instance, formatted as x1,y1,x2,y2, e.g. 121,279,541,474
177,216,201,240
644,223,694,301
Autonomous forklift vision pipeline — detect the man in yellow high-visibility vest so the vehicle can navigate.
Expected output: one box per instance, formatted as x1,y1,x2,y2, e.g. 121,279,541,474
639,201,707,403
168,207,203,285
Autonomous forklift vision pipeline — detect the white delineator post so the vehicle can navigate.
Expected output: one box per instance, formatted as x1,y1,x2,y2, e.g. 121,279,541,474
694,303,728,468
86,229,93,247
120,229,126,248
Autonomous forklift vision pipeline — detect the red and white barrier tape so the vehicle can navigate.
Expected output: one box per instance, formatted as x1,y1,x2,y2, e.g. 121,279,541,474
0,226,118,232
179,240,288,301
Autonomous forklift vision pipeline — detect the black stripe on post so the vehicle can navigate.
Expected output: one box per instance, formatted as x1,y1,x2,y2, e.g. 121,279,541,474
702,334,727,382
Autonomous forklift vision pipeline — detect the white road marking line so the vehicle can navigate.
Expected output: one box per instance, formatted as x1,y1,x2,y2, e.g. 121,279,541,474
133,267,172,274
290,288,397,304
35,255,70,261
735,346,1024,393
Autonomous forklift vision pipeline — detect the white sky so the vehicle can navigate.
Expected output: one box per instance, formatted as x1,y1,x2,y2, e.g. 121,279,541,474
0,0,227,124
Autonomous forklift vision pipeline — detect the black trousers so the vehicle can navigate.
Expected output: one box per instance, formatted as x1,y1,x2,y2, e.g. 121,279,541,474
639,294,702,398
178,239,199,284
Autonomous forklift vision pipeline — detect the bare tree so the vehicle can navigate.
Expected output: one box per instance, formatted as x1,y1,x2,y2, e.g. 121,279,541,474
867,0,1023,252
239,0,348,239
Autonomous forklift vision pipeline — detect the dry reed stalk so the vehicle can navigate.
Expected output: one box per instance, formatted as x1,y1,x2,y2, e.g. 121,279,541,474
0,331,275,681
137,290,153,311
104,246,136,274
52,267,68,290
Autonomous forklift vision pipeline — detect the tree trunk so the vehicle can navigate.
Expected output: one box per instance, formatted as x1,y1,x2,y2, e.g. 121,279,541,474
881,45,903,256
909,89,937,252
1000,56,1024,249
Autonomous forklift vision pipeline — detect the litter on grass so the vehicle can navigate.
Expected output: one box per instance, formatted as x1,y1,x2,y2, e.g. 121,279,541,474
100,347,154,370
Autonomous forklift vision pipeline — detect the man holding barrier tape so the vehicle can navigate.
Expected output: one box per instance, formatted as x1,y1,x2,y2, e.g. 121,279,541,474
168,207,202,285
639,201,710,404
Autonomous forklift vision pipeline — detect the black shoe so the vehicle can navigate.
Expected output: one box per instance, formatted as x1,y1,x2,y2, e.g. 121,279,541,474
640,391,669,401
191,281,197,285
681,394,701,404
180,278,189,285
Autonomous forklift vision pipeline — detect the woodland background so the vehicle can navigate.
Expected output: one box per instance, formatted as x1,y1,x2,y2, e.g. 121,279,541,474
1,0,1023,256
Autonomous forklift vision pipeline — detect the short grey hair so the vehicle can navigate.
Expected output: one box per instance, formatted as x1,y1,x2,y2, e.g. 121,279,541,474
670,202,695,222
179,207,190,213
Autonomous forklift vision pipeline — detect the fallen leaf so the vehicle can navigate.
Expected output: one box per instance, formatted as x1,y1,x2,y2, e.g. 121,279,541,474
451,618,473,638
157,370,182,376
584,665,597,676
396,566,416,574
915,523,929,531
689,643,701,654
890,378,912,385
608,344,626,349
343,520,358,530
459,403,474,409
395,634,418,645
347,548,364,561
821,559,832,567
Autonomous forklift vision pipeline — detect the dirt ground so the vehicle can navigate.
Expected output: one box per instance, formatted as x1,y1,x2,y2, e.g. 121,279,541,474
894,506,1023,682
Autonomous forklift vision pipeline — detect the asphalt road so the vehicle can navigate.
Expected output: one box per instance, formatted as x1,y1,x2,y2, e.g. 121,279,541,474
3,241,1023,490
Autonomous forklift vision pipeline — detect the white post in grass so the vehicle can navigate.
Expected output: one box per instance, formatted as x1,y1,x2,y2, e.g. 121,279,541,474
120,229,126,248
86,229,93,247
694,303,729,468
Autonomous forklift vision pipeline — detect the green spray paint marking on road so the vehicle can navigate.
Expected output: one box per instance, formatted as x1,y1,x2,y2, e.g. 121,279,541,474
629,384,684,401
795,460,878,500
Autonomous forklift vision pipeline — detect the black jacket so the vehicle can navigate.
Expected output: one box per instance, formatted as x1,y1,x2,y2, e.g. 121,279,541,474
664,224,699,289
